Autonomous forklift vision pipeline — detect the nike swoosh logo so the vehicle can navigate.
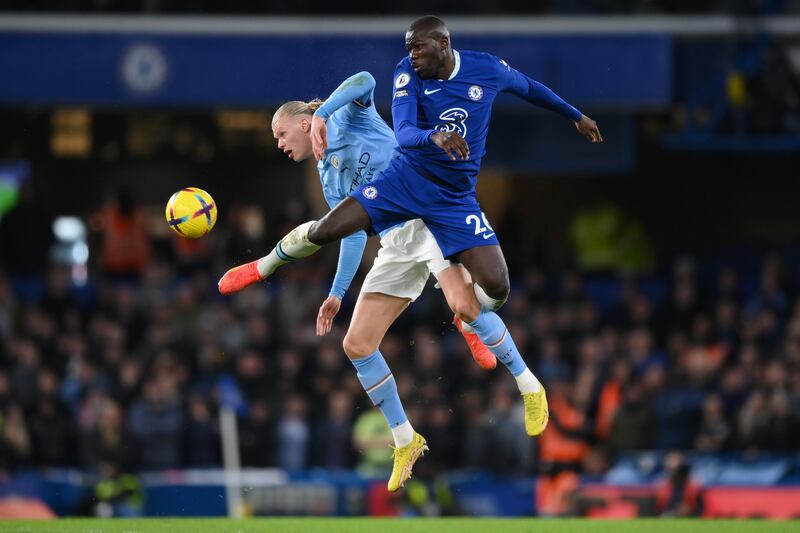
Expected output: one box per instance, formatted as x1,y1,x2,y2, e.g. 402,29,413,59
482,233,496,240
424,88,441,95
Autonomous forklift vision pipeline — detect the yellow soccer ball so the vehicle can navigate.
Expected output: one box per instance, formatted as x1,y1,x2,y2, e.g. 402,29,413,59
165,187,217,238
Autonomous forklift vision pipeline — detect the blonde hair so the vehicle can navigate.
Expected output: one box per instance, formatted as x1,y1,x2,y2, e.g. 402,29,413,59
272,99,325,130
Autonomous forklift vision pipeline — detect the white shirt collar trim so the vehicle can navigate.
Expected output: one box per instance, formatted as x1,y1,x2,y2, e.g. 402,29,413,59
439,50,460,81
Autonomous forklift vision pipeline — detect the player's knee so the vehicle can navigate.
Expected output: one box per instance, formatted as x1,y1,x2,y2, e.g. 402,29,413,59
482,274,510,303
453,297,481,323
342,333,375,360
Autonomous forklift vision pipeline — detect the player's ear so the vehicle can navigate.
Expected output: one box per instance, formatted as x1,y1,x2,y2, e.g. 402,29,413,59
300,117,311,133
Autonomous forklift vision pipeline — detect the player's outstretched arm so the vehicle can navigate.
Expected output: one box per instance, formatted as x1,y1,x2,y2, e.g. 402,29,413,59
498,57,603,143
312,71,378,160
519,77,603,143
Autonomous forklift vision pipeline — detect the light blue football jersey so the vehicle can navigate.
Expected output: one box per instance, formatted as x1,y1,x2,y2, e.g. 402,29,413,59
317,98,398,210
312,71,405,298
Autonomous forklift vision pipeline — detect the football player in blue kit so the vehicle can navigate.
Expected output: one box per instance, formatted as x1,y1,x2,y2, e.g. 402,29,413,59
219,16,602,486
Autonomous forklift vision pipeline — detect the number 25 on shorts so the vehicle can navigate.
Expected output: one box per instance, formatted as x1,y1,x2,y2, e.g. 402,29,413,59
466,212,495,239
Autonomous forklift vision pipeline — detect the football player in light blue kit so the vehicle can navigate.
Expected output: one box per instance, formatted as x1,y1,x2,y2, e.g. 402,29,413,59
222,70,496,491
269,82,395,318
220,16,602,486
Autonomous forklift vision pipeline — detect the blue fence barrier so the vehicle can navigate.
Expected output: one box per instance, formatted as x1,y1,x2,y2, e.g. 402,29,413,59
2,456,799,517
0,33,672,108
0,468,535,517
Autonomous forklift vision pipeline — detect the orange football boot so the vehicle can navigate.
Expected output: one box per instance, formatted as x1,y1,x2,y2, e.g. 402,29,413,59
218,260,261,295
454,315,497,370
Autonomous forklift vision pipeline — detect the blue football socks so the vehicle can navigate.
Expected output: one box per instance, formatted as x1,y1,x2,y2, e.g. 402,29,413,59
351,350,407,428
468,310,527,376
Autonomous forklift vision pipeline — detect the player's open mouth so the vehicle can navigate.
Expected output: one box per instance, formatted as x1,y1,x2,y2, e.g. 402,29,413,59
285,150,293,158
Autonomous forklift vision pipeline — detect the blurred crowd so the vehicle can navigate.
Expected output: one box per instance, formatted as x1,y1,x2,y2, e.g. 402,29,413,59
0,0,796,14
1,188,800,487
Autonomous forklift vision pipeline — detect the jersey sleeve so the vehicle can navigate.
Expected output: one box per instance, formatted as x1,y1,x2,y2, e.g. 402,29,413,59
391,61,436,148
315,71,377,120
329,231,367,299
493,56,582,122
322,189,367,299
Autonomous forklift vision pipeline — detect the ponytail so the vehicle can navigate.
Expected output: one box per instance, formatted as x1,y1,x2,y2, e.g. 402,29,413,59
272,99,325,130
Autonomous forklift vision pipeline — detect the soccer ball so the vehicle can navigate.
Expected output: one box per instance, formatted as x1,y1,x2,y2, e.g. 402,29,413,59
165,187,217,238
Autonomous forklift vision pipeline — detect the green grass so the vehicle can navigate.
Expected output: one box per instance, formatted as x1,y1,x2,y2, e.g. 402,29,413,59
0,518,797,533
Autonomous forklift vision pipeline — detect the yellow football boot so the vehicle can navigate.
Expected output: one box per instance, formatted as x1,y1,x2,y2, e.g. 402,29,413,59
522,387,549,436
387,432,428,492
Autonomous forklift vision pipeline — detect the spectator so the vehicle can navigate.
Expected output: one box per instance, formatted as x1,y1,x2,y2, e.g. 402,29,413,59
0,181,54,282
738,390,770,450
655,451,701,517
595,359,631,440
761,390,800,451
312,390,355,469
81,399,136,472
352,409,393,476
418,402,459,474
183,395,220,467
480,382,535,474
29,370,74,466
128,378,184,470
539,379,591,471
93,188,151,281
239,399,276,467
276,394,310,471
0,404,32,471
9,338,41,410
694,394,732,452
607,383,655,452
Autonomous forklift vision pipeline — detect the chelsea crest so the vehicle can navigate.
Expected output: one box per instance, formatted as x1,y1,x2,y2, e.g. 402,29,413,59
468,85,483,101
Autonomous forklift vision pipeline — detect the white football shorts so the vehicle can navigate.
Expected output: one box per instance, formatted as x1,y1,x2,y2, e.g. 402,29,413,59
360,219,451,301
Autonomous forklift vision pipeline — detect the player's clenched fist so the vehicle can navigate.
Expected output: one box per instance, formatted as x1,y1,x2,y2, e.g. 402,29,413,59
431,131,470,161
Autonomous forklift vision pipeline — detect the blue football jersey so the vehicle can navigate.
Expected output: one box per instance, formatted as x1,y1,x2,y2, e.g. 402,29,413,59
391,50,582,193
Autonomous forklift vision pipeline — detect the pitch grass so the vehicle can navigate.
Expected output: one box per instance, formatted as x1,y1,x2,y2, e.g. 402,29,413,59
1,518,797,533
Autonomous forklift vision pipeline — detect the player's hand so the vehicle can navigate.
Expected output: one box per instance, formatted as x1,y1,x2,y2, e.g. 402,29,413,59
431,131,470,161
311,115,328,161
575,115,603,143
316,295,341,336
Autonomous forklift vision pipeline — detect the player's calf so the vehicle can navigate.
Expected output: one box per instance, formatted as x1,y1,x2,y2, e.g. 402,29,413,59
218,221,321,295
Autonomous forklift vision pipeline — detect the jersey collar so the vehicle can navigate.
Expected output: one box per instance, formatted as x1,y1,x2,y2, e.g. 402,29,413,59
439,50,460,81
